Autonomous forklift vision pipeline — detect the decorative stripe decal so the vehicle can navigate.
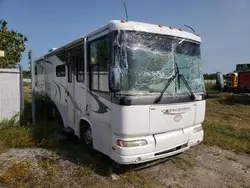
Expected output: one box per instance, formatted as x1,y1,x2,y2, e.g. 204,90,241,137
52,81,61,100
80,86,110,114
36,80,109,114
57,82,82,113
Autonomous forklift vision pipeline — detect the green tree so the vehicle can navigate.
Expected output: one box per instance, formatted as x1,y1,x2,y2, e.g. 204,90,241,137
242,64,249,71
23,70,30,78
0,20,28,68
203,73,226,80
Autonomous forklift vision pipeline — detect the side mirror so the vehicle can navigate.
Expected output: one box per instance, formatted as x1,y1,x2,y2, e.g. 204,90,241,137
108,65,121,92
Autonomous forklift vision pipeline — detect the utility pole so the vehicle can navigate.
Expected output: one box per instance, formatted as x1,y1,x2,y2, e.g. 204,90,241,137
28,50,36,125
0,20,5,57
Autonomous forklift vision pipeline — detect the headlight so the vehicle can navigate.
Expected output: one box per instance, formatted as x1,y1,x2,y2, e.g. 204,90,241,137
117,139,148,147
193,126,203,133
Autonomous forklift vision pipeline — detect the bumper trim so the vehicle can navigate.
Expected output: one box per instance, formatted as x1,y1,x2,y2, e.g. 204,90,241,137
111,144,190,165
155,143,188,156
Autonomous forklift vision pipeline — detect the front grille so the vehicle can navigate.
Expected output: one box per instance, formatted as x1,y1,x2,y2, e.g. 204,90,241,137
154,143,188,156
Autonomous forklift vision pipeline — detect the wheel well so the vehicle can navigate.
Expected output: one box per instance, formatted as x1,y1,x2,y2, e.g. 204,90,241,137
79,119,91,137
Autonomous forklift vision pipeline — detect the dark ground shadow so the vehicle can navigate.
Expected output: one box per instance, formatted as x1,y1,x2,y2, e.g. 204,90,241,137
19,97,183,177
19,90,167,176
207,91,250,105
26,107,171,177
56,136,175,176
221,94,250,105
34,126,175,177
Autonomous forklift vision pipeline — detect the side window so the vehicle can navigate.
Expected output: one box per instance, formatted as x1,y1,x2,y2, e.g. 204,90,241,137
35,60,44,75
68,63,72,83
90,36,109,91
35,65,37,75
68,45,85,83
56,65,65,77
77,57,84,82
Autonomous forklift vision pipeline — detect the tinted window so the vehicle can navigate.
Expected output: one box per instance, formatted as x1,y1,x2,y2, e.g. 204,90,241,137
176,41,200,56
77,57,84,82
35,65,37,75
90,36,109,91
56,65,65,77
68,63,72,83
36,62,44,75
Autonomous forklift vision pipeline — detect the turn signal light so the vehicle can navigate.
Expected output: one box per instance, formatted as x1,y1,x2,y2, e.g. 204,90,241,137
193,126,203,133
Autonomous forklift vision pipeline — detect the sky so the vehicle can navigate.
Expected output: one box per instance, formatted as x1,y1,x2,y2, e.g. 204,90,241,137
0,0,250,74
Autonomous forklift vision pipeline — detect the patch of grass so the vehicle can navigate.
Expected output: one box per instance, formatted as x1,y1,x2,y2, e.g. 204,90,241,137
203,121,250,153
0,118,60,153
0,127,35,153
24,84,31,103
73,166,94,177
203,93,250,153
0,115,19,130
0,118,18,130
58,140,114,176
220,94,250,106
242,185,250,188
205,82,217,91
0,162,32,186
31,122,61,149
37,158,58,179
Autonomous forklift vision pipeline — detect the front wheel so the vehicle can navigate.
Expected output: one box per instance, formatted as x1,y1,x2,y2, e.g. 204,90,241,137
80,122,93,149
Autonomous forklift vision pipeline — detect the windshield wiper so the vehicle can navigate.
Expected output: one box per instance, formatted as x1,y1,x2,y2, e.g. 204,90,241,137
154,63,195,104
175,63,196,101
154,63,178,104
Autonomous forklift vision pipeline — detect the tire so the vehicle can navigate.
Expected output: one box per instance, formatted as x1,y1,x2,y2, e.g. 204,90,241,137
80,121,93,149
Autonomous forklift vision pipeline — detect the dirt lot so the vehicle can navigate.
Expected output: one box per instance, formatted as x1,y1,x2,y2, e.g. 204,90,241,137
0,144,250,188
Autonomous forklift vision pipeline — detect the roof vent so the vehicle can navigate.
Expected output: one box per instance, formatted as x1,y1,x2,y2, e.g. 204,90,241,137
48,48,57,52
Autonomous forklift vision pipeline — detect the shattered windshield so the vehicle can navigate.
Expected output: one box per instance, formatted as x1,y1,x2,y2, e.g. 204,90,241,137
113,30,205,95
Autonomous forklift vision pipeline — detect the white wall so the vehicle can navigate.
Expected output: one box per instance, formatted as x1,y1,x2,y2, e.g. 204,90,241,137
23,78,31,83
0,68,22,121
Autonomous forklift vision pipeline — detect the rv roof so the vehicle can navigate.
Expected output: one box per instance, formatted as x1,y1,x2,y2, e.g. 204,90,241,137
35,20,201,61
108,20,201,42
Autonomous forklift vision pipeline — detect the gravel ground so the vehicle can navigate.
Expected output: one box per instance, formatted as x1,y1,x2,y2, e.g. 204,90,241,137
0,145,250,188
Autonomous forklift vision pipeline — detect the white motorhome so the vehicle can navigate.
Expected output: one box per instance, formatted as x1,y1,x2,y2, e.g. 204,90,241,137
34,20,206,164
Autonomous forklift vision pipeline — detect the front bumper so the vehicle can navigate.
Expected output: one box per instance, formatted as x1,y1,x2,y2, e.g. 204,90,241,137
110,125,204,164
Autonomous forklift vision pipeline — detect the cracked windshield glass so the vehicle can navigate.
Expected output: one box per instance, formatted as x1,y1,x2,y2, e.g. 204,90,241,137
114,30,205,95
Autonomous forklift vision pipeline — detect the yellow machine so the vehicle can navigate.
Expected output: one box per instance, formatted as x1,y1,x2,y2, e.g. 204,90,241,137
225,72,238,91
